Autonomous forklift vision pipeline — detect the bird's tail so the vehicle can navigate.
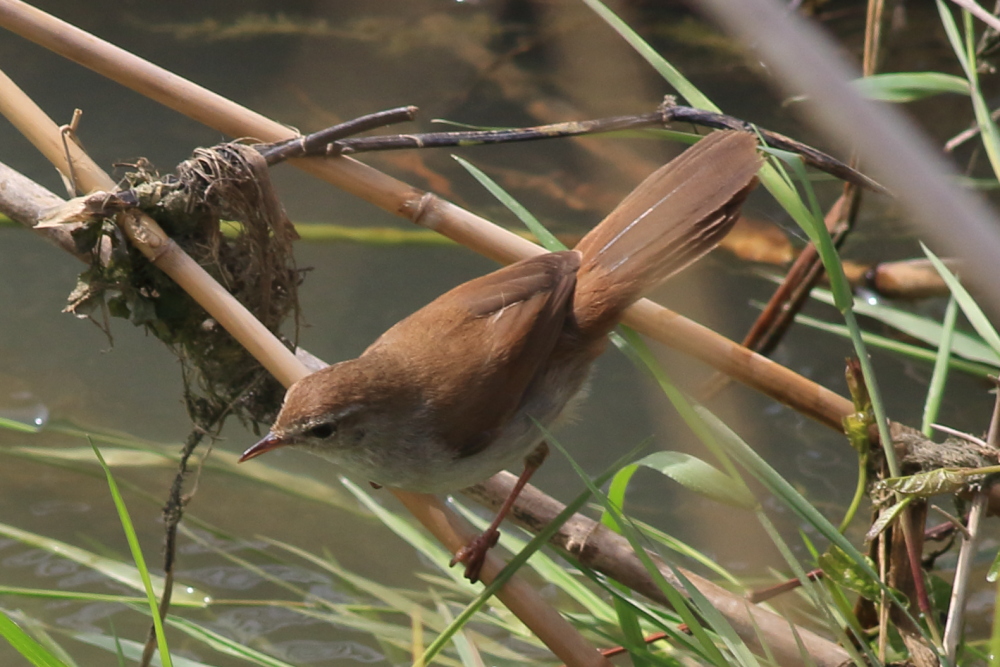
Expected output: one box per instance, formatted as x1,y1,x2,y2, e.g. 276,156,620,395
572,131,762,337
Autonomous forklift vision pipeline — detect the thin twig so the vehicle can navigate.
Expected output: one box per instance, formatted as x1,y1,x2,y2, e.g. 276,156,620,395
943,492,988,661
259,105,418,164
931,423,990,449
271,100,885,194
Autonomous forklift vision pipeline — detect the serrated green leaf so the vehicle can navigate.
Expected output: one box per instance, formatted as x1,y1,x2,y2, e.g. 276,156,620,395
876,467,986,498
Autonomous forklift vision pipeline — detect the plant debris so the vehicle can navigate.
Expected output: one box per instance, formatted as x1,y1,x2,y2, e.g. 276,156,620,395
51,142,302,430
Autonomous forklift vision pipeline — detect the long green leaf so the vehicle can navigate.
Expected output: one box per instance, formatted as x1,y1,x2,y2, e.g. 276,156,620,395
0,416,43,433
0,610,68,667
937,1,1000,180
70,633,211,667
542,431,732,665
791,310,996,377
923,296,959,435
806,285,1000,366
0,522,206,607
692,405,880,582
851,72,969,102
634,451,755,509
580,0,716,110
91,442,173,667
452,155,563,251
581,0,821,237
923,242,1000,357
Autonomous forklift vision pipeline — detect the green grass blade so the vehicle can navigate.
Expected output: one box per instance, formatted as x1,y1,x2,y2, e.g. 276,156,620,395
923,296,959,436
633,451,755,509
338,479,465,585
542,431,732,665
70,633,211,667
422,436,645,665
0,415,43,433
0,609,69,667
791,309,996,378
12,613,79,667
851,71,969,102
582,0,825,240
0,522,206,607
804,285,1000,366
613,329,745,485
580,0,717,110
0,586,167,605
692,404,879,582
964,10,1000,181
430,594,480,667
922,242,1000,357
452,155,564,251
668,567,760,667
450,500,617,623
161,615,297,667
90,441,173,667
991,577,1000,667
937,1,1000,180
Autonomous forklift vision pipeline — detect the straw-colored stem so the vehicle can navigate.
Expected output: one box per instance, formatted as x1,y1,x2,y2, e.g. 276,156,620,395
695,0,1000,318
0,0,856,430
0,159,80,258
0,64,610,667
0,152,858,667
395,491,612,667
0,67,305,390
468,473,851,667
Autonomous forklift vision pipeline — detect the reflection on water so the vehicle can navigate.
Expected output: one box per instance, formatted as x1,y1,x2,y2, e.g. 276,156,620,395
268,639,384,664
212,606,327,643
0,0,996,663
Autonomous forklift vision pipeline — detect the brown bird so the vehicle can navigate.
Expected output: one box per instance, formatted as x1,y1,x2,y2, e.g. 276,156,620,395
240,131,762,581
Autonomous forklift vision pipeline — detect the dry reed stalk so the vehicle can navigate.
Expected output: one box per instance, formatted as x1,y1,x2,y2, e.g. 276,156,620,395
0,146,856,665
0,67,611,667
0,68,303,389
695,0,1000,315
0,0,857,429
470,473,853,667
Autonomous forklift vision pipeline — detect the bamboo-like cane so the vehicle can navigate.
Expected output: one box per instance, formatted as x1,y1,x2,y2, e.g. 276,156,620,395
0,69,612,667
0,155,858,667
0,0,856,429
0,3,868,664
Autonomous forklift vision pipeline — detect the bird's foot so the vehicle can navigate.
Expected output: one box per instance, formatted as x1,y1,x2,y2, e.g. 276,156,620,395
450,528,501,583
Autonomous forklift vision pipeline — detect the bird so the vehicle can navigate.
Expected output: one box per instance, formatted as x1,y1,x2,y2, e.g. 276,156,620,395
240,131,762,581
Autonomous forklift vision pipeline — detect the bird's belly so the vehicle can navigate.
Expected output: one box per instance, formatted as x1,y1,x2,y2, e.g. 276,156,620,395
325,361,592,493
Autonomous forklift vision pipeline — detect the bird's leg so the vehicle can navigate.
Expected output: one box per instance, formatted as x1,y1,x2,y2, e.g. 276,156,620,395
451,442,550,583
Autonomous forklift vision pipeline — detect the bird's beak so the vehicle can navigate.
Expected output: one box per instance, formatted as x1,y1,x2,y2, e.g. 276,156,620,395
239,432,289,462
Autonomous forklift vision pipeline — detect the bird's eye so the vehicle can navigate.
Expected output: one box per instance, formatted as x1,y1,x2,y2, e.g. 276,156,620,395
307,422,336,439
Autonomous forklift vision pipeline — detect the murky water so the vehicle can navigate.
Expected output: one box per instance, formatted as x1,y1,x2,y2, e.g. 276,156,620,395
1,1,996,664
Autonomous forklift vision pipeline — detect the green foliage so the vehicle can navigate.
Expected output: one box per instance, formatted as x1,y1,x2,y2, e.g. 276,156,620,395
0,610,70,667
851,71,969,102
